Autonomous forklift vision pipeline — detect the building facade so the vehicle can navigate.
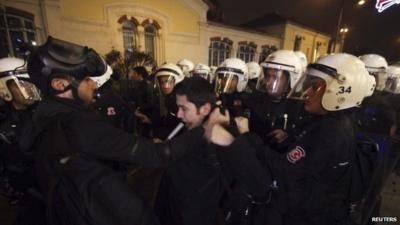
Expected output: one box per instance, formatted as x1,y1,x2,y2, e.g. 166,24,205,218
0,0,281,66
1,1,333,65
243,13,333,63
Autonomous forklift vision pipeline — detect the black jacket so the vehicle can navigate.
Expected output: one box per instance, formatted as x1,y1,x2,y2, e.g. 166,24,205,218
155,138,224,225
30,97,205,225
241,91,309,150
222,112,356,225
358,91,397,135
150,92,182,140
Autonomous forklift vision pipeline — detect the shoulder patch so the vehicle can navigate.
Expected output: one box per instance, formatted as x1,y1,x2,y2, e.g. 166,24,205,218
287,146,306,164
107,107,116,116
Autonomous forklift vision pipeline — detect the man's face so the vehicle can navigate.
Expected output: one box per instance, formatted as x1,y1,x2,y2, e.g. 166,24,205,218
263,68,289,97
303,77,327,115
176,94,210,130
158,75,175,95
77,77,98,104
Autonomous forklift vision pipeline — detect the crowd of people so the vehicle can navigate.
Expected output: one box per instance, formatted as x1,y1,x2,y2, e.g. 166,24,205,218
1,36,400,225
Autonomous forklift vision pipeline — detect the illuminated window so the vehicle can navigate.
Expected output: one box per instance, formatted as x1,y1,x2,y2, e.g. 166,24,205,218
144,24,156,59
0,7,36,57
237,42,256,63
122,20,137,51
208,37,232,66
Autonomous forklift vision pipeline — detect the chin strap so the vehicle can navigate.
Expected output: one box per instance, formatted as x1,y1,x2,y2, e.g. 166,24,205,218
53,77,101,102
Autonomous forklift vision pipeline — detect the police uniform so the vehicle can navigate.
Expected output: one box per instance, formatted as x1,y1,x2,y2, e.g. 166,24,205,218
221,112,356,225
150,91,182,140
357,90,397,135
0,103,45,225
242,91,309,151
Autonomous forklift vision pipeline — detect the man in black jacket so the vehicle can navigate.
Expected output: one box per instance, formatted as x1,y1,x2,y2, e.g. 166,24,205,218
26,37,205,225
155,76,224,225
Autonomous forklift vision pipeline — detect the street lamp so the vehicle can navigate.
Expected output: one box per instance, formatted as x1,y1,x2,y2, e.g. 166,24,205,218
340,27,349,33
339,27,349,51
330,0,365,53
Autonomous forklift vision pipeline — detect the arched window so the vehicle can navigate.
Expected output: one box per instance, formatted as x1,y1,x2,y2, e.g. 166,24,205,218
122,20,137,51
208,37,232,66
0,7,36,57
237,42,256,63
144,24,156,60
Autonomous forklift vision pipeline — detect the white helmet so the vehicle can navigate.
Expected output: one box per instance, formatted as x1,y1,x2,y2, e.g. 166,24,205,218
359,54,388,91
193,63,212,82
177,59,194,78
0,57,41,102
155,63,184,95
215,58,248,94
246,62,262,80
384,65,400,94
256,50,302,97
290,53,376,111
294,51,308,74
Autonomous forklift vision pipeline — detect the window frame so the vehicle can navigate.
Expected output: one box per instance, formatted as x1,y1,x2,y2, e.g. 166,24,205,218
122,20,138,52
0,7,36,57
208,38,232,67
144,24,157,60
237,42,256,63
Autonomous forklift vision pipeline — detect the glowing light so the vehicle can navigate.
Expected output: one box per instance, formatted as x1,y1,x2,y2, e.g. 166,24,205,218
340,28,349,33
376,0,400,13
358,0,366,5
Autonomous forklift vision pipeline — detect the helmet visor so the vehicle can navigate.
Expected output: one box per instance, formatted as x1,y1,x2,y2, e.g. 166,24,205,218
10,78,41,101
370,71,387,91
384,76,400,93
288,74,322,100
214,72,238,95
256,68,289,97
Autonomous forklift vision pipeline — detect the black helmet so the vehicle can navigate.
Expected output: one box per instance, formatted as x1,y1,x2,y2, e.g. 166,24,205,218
28,36,108,95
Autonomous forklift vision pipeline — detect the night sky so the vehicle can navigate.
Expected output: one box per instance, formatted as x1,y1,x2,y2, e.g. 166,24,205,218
217,0,400,62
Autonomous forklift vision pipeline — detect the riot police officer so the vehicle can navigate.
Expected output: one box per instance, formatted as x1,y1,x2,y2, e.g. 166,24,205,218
358,54,396,136
206,53,376,225
0,57,44,225
26,37,205,225
192,63,213,84
245,62,261,93
148,63,185,140
177,59,194,78
214,58,249,119
244,50,307,150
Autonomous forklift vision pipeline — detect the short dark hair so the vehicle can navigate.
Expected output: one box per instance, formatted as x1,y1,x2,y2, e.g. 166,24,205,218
175,76,216,109
132,66,149,79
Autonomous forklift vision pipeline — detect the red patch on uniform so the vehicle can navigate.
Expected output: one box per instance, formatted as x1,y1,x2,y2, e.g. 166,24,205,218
233,100,242,107
107,107,116,116
286,146,306,164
